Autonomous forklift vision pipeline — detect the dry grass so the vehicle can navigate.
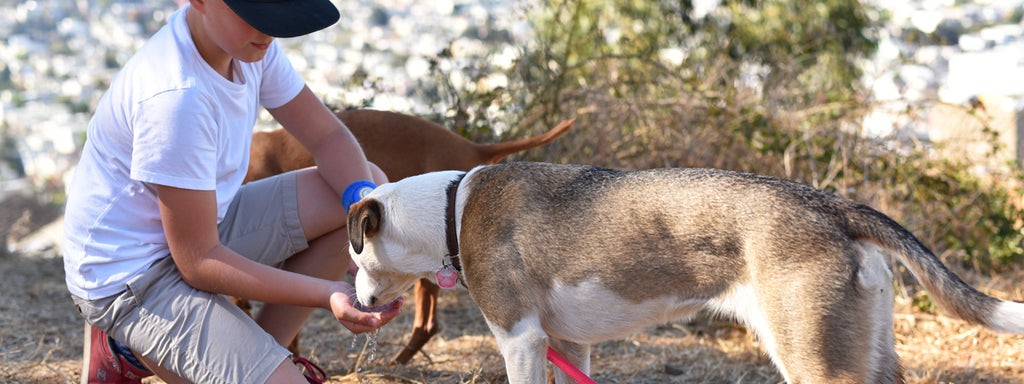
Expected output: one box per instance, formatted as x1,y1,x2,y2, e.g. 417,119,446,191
2,242,1022,384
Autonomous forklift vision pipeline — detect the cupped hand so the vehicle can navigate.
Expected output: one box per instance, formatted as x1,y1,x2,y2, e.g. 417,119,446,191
328,282,403,334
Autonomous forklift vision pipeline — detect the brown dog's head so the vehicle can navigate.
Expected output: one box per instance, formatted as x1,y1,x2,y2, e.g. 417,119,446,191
347,171,465,307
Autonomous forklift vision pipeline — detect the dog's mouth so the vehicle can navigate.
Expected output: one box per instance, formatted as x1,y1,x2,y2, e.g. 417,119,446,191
354,296,404,313
355,270,422,309
354,279,406,310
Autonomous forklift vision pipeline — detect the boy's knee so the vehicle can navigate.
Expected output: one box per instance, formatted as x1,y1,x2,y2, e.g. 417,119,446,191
368,162,388,185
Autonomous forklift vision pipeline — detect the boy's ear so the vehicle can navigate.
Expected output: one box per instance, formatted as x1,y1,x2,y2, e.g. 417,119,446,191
189,0,206,14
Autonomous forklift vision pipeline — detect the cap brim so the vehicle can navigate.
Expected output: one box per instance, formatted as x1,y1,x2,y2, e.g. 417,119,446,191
223,0,340,38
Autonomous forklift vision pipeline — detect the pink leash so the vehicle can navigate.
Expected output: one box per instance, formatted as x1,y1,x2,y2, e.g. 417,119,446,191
547,347,599,384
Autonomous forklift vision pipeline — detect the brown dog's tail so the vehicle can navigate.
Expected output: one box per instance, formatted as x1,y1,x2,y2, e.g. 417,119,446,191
477,120,575,164
847,203,1024,334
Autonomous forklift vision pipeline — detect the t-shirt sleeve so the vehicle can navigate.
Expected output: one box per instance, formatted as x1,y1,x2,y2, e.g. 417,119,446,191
259,41,305,109
129,89,219,191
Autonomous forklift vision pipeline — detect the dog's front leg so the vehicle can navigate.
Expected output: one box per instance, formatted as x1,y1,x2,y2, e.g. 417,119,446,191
549,338,590,384
487,315,549,384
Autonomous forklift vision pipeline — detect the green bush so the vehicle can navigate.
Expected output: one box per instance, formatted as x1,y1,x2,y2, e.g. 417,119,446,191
423,0,1024,272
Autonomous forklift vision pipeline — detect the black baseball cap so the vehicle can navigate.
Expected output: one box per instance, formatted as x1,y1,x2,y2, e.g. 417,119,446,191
222,0,341,38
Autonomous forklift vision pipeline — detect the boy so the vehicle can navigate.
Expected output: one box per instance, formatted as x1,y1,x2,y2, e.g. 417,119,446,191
62,0,403,383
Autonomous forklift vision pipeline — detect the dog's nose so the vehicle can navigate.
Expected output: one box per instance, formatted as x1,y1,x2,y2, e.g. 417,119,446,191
369,296,378,306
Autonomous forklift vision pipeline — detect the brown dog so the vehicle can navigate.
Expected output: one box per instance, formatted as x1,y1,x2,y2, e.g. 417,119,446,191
239,109,573,363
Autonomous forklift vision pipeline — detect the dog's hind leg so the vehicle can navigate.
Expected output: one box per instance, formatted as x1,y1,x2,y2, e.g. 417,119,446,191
737,245,904,384
548,338,590,384
487,315,549,384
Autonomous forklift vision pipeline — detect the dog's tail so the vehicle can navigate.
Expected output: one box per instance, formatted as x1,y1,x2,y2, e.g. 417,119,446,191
847,203,1024,334
477,120,575,164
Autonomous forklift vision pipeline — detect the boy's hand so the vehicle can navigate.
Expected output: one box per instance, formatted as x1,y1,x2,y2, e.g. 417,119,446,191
328,282,403,334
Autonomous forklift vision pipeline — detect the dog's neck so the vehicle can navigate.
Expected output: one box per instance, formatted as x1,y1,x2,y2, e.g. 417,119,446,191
444,173,467,271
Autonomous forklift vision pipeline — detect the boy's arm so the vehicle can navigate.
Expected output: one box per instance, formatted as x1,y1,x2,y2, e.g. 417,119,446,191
267,85,376,195
155,184,392,333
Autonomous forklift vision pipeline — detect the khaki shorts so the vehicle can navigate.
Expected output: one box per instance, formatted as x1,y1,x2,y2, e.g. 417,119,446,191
73,172,309,384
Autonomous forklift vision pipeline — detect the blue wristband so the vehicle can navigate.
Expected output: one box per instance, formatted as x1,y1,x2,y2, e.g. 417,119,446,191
343,180,377,212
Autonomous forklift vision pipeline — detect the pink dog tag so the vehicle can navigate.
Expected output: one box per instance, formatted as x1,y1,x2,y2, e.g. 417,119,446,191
436,266,459,289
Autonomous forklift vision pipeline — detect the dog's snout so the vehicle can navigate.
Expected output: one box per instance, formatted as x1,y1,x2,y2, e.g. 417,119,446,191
370,296,378,306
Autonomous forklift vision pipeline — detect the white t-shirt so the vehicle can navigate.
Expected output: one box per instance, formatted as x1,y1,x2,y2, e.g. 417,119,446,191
63,6,305,300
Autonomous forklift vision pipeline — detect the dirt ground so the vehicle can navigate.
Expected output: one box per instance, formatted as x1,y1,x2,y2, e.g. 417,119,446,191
1,197,1022,384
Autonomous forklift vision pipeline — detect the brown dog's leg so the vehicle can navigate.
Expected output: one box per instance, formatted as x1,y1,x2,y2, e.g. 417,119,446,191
231,296,252,312
286,336,300,356
391,279,441,364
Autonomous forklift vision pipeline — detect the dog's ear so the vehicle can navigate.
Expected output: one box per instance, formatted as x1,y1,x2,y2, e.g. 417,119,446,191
348,199,383,254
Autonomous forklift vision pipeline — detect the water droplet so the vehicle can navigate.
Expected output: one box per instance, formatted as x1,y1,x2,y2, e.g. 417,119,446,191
366,329,380,362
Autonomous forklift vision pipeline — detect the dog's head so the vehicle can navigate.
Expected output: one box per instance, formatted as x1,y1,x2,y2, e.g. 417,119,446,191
347,171,465,307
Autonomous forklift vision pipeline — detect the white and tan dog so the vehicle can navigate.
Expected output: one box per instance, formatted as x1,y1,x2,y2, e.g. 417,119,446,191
347,162,1024,384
